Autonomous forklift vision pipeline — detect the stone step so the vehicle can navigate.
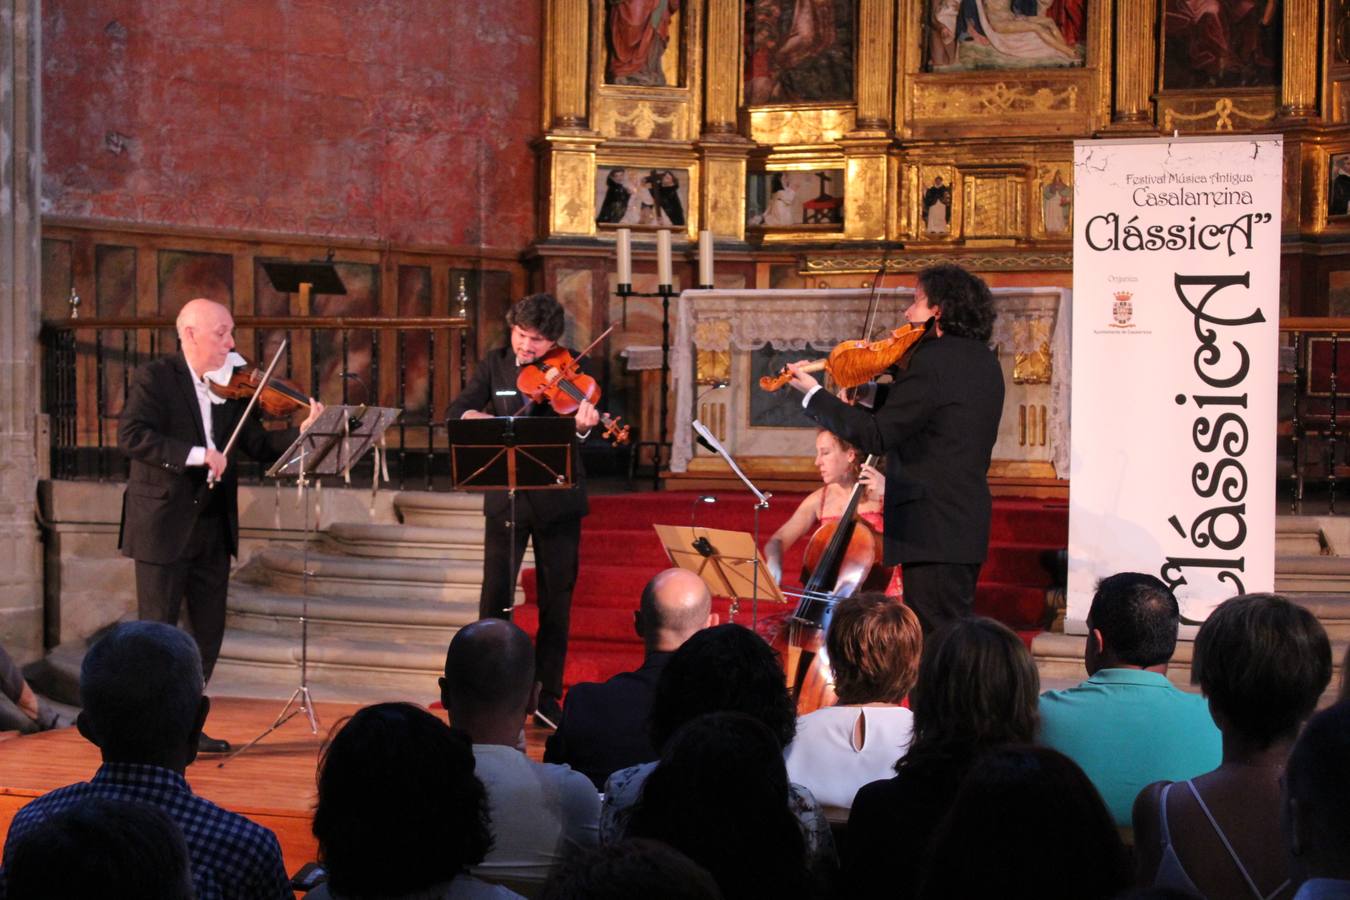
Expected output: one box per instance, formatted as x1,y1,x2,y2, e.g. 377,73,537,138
214,629,447,698
1033,630,1347,701
1290,593,1350,640
323,522,534,566
226,584,478,643
1276,517,1327,556
394,491,486,528
1276,555,1350,593
237,546,495,602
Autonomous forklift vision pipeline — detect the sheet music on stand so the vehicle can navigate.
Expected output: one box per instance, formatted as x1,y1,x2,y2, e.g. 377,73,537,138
653,524,787,606
267,406,401,481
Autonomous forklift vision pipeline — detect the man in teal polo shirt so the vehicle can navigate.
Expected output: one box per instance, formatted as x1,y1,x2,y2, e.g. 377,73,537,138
1039,572,1221,826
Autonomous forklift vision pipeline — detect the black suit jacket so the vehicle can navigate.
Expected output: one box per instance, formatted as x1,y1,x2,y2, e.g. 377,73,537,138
542,651,670,790
804,333,1004,566
118,355,294,565
445,346,589,525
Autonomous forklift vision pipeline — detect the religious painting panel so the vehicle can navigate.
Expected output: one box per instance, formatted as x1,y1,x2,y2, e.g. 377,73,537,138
1330,153,1350,219
744,0,855,105
595,165,690,229
746,169,845,230
41,239,73,322
157,250,232,316
605,0,684,86
925,0,1086,71
311,262,378,408
96,245,138,417
1036,164,1073,237
1329,270,1350,317
915,166,956,238
397,266,433,420
1160,0,1281,89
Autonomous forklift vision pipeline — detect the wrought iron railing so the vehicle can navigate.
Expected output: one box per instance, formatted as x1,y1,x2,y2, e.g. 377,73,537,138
41,315,473,489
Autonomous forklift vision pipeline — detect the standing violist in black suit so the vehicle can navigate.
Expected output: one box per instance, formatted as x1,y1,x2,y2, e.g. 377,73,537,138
783,264,1005,635
446,293,600,729
118,298,324,752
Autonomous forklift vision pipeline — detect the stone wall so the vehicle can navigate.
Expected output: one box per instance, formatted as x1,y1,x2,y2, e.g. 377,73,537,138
41,1,542,250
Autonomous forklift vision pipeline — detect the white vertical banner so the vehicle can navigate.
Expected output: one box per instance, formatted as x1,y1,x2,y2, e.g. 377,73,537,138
1067,135,1282,633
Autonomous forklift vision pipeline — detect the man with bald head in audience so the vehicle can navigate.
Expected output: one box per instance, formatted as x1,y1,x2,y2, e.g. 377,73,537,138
440,619,599,887
119,297,322,753
545,568,717,789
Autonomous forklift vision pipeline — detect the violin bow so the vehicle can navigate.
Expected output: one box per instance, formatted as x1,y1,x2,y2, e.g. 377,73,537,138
209,339,288,490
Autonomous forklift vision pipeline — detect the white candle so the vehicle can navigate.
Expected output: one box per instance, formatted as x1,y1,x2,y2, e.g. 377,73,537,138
698,230,714,287
657,229,673,287
616,228,632,285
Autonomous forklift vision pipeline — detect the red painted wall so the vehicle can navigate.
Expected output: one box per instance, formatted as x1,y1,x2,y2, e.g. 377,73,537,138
42,1,542,251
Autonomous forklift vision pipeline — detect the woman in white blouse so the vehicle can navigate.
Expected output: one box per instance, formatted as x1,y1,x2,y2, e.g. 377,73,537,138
783,593,923,819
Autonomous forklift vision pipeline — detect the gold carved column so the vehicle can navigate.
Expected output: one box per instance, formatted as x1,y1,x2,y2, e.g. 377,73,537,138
854,0,895,131
538,0,599,238
698,0,752,240
547,0,590,128
841,0,895,241
1279,0,1320,117
1110,0,1156,127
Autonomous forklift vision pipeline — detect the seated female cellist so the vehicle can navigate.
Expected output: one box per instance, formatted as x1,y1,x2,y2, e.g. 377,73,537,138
763,429,901,599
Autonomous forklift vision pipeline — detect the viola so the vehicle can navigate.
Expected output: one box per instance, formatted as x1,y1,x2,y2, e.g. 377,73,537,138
208,362,312,417
515,346,631,446
758,320,930,393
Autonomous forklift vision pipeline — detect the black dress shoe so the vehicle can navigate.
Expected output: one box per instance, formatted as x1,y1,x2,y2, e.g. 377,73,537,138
197,732,231,754
532,697,563,730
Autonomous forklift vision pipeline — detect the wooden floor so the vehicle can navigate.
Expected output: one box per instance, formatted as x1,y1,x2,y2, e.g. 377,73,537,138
0,696,552,877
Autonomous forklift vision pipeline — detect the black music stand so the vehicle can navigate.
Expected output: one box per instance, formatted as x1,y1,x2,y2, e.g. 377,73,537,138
448,417,576,615
220,404,399,766
260,258,347,315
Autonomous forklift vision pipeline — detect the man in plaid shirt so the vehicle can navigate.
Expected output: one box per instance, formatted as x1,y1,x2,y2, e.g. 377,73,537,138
0,622,293,899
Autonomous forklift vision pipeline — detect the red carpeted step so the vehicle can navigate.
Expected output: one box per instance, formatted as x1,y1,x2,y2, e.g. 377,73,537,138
973,582,1051,630
981,543,1059,586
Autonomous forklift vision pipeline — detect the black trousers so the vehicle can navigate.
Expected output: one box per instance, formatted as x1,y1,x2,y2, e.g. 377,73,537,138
480,512,581,704
134,512,230,682
901,562,982,635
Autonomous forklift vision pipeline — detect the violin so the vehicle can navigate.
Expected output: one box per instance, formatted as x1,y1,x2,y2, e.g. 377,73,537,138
759,320,930,393
208,362,312,417
516,346,631,446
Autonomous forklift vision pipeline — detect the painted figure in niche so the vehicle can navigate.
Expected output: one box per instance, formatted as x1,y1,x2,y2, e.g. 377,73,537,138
1163,0,1280,88
1042,171,1072,234
923,177,951,235
645,170,686,227
1331,156,1350,217
761,173,800,225
928,0,1083,70
745,0,854,104
607,0,680,86
597,168,633,224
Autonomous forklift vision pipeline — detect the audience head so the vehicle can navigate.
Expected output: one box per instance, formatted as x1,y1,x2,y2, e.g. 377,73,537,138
1084,572,1179,672
826,593,922,705
903,617,1039,769
440,618,537,727
541,839,724,900
1193,593,1331,748
648,623,796,752
1282,700,1350,882
506,292,566,343
630,712,810,900
920,745,1129,900
313,702,491,897
77,622,207,768
5,798,193,900
915,263,996,342
636,568,716,654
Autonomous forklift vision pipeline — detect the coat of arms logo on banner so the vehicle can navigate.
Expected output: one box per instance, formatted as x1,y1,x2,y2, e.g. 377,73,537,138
1112,291,1134,327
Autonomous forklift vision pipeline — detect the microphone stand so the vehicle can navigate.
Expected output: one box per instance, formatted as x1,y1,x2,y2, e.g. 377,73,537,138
690,419,771,627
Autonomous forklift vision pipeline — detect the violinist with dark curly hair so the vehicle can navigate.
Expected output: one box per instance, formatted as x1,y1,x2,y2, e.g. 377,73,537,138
784,263,1005,634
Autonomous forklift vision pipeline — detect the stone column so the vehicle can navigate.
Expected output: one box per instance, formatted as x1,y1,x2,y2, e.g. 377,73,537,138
0,0,44,660
1279,0,1319,118
1110,0,1157,127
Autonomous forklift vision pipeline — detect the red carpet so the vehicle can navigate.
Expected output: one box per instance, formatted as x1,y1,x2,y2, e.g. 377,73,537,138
515,492,1068,689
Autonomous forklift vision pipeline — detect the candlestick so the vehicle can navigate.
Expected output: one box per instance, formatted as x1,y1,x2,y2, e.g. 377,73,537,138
657,229,673,288
698,230,714,288
616,228,632,287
